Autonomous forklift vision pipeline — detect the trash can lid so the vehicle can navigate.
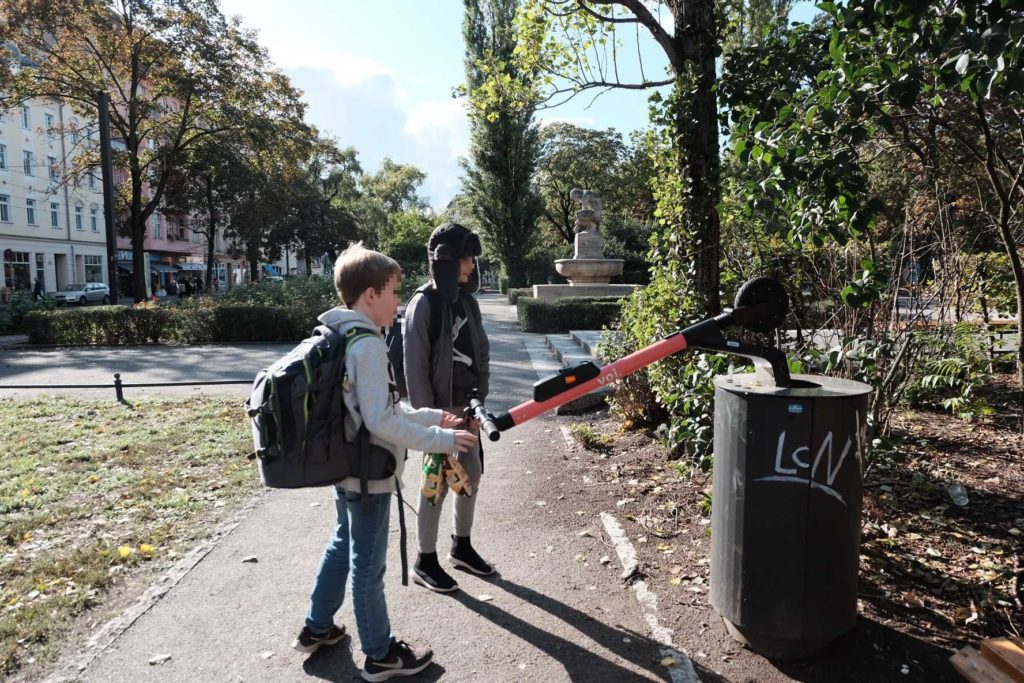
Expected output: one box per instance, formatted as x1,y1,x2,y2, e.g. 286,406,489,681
714,373,871,398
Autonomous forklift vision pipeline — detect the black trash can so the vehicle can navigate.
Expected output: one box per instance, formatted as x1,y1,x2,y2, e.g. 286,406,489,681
709,373,871,658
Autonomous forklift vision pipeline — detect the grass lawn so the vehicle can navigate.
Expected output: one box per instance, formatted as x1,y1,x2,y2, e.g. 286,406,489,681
0,395,257,676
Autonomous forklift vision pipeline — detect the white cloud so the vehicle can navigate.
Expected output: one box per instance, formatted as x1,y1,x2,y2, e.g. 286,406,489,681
538,115,598,129
403,99,470,160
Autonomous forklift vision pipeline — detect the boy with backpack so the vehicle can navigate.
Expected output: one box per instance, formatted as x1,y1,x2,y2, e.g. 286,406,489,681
403,223,493,593
294,242,478,681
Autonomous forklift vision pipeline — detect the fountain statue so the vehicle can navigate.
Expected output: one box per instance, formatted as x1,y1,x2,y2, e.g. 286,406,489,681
532,188,641,301
554,188,623,283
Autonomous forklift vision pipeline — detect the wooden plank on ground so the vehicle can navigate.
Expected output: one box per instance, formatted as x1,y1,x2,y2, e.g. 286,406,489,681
952,646,1013,683
980,638,1024,682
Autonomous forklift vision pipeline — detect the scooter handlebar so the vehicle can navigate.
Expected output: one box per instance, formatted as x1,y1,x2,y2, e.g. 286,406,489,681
468,396,501,442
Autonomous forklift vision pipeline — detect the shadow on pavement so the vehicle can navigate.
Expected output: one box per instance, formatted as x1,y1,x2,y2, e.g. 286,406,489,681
447,573,670,681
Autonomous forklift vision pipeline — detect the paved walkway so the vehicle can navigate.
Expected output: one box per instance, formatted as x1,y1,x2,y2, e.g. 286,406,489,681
26,294,689,682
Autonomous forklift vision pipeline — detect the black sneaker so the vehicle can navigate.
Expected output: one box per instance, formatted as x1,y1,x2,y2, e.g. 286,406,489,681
448,535,495,576
362,638,433,681
292,624,346,654
412,552,459,592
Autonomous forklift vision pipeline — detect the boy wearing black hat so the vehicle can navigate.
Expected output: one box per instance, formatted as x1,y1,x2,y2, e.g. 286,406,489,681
403,223,493,592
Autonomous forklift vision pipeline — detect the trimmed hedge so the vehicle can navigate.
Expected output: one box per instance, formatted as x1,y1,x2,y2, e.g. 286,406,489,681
517,296,625,333
507,287,532,305
24,304,306,345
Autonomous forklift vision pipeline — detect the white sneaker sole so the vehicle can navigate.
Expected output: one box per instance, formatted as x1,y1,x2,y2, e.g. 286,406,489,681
361,657,432,681
412,572,459,593
292,629,346,654
447,553,496,576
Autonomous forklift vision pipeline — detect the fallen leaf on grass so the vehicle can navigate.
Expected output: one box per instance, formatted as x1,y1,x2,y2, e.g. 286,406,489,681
599,555,611,565
478,594,493,602
148,654,172,665
241,556,259,563
578,529,594,538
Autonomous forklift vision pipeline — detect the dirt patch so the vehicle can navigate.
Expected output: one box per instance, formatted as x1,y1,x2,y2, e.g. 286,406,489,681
550,376,1022,683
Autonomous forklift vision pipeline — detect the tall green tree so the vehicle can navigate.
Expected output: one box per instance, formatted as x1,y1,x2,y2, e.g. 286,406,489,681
287,137,362,273
0,0,303,301
461,0,544,287
358,157,427,248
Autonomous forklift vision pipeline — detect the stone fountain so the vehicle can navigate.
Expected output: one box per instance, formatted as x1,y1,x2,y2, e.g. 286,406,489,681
533,188,641,302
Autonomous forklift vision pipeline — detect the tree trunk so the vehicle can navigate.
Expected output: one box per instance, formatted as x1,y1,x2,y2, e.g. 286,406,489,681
131,215,147,303
205,175,217,292
675,0,722,318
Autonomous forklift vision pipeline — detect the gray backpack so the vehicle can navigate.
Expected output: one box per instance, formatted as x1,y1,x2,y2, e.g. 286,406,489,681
245,325,396,493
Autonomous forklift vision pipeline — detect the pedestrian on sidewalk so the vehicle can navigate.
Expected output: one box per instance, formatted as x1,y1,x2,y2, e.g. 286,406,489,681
403,223,494,593
295,242,478,681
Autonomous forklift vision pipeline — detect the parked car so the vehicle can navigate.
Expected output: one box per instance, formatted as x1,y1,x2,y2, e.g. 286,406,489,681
54,282,111,306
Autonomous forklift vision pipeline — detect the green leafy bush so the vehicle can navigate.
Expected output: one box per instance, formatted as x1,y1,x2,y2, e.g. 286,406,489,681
25,306,173,345
507,287,532,305
220,277,337,331
516,296,623,333
24,303,307,345
0,293,56,334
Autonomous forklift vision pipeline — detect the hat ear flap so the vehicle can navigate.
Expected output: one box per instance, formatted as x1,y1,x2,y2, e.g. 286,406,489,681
432,243,459,261
464,233,482,258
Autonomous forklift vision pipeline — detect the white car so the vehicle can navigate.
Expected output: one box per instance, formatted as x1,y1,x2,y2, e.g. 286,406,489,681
54,282,111,306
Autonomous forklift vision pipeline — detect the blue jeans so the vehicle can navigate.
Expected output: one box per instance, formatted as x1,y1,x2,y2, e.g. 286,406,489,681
306,488,393,660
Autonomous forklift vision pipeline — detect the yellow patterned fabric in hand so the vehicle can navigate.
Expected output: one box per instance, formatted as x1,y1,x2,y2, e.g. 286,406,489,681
420,453,474,505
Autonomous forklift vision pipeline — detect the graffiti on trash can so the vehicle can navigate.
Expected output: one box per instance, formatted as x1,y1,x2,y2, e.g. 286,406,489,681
753,411,865,506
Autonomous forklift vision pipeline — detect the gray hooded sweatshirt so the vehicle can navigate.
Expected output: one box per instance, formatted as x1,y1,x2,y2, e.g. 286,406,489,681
318,306,456,494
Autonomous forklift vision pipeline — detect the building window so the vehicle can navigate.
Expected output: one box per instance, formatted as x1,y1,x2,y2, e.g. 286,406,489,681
44,112,54,135
26,198,36,225
177,221,186,240
21,104,30,130
71,126,80,144
88,171,96,189
0,194,9,222
4,251,30,290
90,207,98,232
84,255,103,283
75,205,83,230
0,144,6,170
50,202,59,228
22,150,32,176
35,253,44,289
48,156,58,181
152,213,161,238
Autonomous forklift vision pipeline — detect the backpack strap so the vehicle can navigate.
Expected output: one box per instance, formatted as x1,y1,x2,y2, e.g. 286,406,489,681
414,283,444,348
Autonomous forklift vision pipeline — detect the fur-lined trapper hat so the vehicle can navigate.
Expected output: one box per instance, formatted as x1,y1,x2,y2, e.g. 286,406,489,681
427,222,482,301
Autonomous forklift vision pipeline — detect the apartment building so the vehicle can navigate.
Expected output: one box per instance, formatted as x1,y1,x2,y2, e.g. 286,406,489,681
0,99,107,297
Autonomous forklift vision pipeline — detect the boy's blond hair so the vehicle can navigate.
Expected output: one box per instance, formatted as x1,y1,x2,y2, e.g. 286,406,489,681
333,242,402,307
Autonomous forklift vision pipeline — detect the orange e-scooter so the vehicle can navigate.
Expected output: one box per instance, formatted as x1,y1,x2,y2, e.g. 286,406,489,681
468,277,791,442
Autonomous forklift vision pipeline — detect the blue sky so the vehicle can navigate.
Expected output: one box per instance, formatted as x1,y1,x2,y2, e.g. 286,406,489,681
219,1,819,209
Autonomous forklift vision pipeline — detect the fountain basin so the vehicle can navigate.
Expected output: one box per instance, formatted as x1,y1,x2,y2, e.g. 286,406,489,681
555,258,624,284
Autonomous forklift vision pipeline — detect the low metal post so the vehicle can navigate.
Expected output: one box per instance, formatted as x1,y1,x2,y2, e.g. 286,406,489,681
113,373,123,402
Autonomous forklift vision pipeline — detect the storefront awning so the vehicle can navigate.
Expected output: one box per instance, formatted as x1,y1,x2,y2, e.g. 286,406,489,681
117,260,133,273
178,262,206,271
150,263,177,273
